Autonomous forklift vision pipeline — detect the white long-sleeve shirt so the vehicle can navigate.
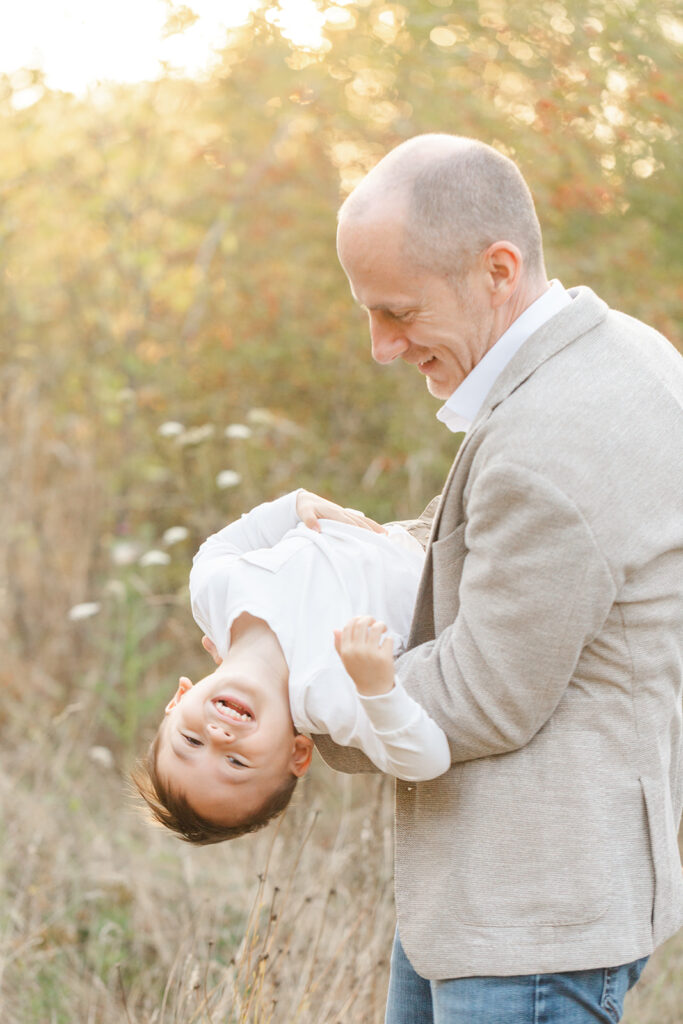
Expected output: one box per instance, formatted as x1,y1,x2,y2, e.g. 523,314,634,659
189,491,450,781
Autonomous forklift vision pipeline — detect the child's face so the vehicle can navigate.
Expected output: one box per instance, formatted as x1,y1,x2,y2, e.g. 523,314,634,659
156,665,313,825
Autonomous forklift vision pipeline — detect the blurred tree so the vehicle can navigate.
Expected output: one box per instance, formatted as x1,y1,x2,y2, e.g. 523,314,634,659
0,0,680,696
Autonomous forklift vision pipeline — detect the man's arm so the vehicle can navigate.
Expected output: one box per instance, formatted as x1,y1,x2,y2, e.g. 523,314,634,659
312,733,380,774
385,494,441,550
398,462,616,761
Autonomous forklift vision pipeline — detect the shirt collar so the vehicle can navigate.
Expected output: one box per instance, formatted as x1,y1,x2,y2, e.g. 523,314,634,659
436,280,572,434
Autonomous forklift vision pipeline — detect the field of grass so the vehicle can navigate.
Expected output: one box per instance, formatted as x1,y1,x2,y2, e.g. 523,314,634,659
2,698,682,1024
1,372,681,1024
1,703,398,1023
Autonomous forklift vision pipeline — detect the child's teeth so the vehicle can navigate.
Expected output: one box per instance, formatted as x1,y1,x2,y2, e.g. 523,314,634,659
218,701,250,721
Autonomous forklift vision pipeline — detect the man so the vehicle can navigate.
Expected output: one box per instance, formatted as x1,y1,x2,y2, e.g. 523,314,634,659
313,135,683,1023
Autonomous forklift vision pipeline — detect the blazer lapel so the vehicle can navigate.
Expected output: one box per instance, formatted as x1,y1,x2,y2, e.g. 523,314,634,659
407,287,609,650
476,286,608,423
408,432,467,647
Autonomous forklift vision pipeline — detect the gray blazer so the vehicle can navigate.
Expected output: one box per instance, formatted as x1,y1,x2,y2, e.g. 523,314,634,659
314,287,683,978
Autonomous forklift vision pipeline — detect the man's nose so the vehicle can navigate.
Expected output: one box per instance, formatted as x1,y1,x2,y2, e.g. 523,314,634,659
369,314,409,364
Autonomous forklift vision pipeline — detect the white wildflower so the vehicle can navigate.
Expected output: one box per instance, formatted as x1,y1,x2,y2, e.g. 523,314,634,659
163,526,189,546
68,602,101,622
216,470,242,489
246,408,304,437
110,540,142,566
139,549,171,567
246,408,276,426
88,746,115,770
176,424,215,446
158,420,184,437
225,423,252,440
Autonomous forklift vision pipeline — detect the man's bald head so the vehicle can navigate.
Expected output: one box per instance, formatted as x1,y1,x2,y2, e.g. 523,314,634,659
338,134,545,285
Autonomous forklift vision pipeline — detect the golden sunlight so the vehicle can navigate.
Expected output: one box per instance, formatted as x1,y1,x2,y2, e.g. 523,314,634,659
0,0,329,98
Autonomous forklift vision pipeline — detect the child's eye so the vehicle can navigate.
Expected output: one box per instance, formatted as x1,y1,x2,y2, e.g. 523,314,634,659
182,734,202,746
227,756,247,768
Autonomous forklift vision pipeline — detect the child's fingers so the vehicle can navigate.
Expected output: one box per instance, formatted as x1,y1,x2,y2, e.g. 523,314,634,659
380,633,394,657
350,616,377,643
368,621,388,646
336,617,392,655
299,509,321,532
343,509,387,534
335,621,360,654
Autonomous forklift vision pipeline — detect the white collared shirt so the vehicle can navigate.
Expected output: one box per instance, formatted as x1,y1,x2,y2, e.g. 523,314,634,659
436,280,572,434
189,491,450,781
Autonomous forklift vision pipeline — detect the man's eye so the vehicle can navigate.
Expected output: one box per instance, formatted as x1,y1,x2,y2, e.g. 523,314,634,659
228,756,246,767
182,734,202,746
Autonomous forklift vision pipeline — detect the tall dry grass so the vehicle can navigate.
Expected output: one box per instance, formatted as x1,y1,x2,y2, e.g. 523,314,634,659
1,368,681,1024
1,713,397,1023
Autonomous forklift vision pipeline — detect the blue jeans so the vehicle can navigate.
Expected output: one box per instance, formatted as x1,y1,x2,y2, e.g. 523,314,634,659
385,930,648,1024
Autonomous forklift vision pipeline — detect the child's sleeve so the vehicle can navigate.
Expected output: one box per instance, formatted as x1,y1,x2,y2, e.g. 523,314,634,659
303,670,451,782
189,490,302,646
356,681,451,781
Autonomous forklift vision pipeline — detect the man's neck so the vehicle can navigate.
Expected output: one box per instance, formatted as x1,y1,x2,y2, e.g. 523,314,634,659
496,274,549,339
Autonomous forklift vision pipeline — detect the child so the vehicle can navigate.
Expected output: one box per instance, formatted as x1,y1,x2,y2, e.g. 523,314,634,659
133,490,449,844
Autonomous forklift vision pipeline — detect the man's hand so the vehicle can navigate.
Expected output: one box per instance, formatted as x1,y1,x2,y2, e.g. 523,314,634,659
334,616,395,696
296,489,386,534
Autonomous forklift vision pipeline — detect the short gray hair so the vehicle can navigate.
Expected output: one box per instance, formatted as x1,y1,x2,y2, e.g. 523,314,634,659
340,135,545,283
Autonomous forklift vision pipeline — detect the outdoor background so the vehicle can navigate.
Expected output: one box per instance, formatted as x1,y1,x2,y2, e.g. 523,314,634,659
1,0,681,1021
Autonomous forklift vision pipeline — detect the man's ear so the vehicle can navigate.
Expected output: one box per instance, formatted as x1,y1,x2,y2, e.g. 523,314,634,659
165,676,193,714
290,735,314,777
483,241,523,307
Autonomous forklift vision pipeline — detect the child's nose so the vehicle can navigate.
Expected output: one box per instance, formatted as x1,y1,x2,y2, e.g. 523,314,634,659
207,722,234,746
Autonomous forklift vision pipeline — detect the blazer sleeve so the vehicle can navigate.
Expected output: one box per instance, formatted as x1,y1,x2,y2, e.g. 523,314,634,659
384,494,441,549
312,733,380,774
398,462,617,761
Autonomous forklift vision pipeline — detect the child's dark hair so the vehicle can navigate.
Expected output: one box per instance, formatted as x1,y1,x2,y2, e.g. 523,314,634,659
131,728,298,845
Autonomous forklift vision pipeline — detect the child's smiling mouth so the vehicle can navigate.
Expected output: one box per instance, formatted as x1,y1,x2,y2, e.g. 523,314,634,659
213,696,253,723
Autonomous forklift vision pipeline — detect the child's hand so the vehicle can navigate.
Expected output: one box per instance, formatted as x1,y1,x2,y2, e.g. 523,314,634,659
296,490,386,535
334,616,395,697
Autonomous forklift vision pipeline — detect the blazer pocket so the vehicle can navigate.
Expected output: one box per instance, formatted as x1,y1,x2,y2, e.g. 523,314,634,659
430,522,467,631
639,776,683,946
406,727,613,928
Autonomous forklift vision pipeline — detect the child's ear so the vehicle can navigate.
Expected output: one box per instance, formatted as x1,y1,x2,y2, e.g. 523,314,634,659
290,735,314,777
165,676,193,714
